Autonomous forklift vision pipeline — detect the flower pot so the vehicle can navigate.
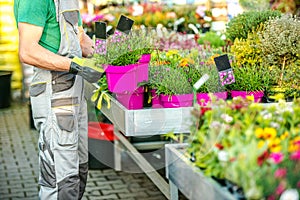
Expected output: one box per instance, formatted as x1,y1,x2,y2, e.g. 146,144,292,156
0,71,12,108
231,90,264,103
105,63,149,93
160,93,193,108
138,54,151,63
115,87,144,110
150,89,161,108
197,92,228,106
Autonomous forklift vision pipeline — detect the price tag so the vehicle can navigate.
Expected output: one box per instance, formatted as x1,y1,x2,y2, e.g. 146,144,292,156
95,22,107,55
116,15,134,35
214,54,235,86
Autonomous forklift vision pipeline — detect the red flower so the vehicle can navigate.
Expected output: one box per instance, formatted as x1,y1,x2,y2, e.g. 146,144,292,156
275,182,286,195
200,107,211,116
215,143,224,150
267,195,276,200
274,168,287,179
257,151,269,166
290,151,300,161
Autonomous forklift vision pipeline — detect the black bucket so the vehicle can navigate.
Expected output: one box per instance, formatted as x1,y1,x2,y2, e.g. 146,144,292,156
0,71,12,108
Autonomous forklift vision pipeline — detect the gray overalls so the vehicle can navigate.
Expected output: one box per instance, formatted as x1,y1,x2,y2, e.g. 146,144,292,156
29,0,88,199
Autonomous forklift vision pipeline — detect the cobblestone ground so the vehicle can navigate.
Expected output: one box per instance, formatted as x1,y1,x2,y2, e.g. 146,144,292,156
0,103,170,200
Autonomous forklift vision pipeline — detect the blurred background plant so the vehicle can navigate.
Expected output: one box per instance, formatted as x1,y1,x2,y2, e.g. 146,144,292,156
258,14,300,99
225,9,282,42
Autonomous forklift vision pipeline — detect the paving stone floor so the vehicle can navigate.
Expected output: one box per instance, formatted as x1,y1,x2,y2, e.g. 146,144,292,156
0,102,174,200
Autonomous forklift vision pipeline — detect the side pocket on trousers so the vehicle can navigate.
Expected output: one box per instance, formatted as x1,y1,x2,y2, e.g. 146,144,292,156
29,82,49,130
30,82,46,97
55,113,77,146
39,156,56,188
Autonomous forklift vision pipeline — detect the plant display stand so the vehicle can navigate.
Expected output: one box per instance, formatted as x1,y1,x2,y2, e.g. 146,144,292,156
84,82,194,199
165,143,236,200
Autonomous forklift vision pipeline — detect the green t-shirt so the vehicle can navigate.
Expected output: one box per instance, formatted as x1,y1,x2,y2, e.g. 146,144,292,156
14,0,82,53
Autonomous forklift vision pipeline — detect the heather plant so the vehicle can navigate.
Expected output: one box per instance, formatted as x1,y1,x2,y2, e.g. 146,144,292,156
149,49,197,95
94,28,156,66
149,65,193,95
226,10,281,42
258,14,300,97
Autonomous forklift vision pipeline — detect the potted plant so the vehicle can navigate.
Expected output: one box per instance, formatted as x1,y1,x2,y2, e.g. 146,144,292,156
148,49,196,108
192,51,228,106
188,97,300,200
94,27,156,94
225,62,272,102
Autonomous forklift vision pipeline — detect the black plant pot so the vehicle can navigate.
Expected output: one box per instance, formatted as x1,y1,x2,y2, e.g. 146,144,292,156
0,71,12,108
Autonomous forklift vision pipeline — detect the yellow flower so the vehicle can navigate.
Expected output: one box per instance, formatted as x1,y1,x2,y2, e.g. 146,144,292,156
166,49,178,57
263,127,277,140
179,58,194,67
246,95,254,102
255,128,264,139
270,145,282,153
288,143,299,152
288,136,300,152
280,131,289,140
257,140,266,149
268,138,281,152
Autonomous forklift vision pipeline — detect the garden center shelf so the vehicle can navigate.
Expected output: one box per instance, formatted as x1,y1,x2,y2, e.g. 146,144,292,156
85,82,194,199
99,93,193,137
165,143,236,200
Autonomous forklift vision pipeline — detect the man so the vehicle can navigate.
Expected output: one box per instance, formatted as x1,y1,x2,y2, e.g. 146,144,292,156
14,0,103,199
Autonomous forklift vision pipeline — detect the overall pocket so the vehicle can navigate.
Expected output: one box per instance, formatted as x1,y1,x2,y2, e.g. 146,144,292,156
51,71,76,93
29,82,50,130
55,112,76,146
52,97,79,147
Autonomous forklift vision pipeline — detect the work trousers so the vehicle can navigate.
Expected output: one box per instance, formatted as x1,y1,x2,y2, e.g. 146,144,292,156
30,68,88,199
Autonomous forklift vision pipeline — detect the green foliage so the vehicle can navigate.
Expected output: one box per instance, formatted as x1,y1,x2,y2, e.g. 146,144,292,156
225,63,272,92
195,63,225,93
239,0,270,11
226,10,282,41
258,14,300,98
197,31,226,48
230,31,264,67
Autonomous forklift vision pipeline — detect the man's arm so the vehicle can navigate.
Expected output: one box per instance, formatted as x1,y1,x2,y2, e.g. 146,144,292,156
78,26,94,58
18,22,71,71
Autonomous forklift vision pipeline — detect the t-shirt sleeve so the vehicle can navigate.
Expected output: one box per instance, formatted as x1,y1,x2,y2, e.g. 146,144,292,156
16,0,48,27
78,12,82,27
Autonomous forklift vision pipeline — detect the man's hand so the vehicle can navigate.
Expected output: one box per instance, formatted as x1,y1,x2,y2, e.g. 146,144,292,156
69,57,104,83
79,26,94,58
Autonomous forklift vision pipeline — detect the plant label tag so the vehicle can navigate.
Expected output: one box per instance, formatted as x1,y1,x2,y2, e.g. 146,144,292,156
214,54,235,85
95,22,107,55
95,21,107,39
193,74,209,90
116,15,134,35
